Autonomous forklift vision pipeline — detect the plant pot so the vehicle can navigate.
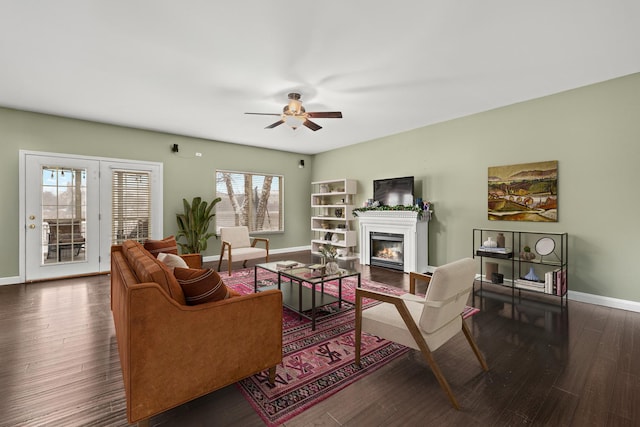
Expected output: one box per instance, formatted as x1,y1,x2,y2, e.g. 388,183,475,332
325,261,339,275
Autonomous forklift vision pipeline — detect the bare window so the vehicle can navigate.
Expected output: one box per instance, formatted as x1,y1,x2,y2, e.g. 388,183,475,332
215,170,283,233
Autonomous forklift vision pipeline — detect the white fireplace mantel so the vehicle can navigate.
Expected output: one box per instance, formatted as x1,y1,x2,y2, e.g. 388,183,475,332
356,211,429,273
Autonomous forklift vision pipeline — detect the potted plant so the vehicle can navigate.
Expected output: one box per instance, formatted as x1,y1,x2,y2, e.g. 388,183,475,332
176,196,221,254
319,243,340,275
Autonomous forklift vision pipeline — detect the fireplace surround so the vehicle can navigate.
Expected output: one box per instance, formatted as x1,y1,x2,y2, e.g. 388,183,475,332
357,210,429,273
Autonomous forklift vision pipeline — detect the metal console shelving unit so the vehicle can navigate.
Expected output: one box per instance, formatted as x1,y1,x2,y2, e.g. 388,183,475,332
472,228,568,308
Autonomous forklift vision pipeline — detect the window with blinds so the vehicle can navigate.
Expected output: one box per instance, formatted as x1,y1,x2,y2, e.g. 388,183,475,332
215,170,283,233
112,170,151,244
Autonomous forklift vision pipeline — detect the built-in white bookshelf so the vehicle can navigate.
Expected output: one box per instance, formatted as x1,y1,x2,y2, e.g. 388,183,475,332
311,179,357,257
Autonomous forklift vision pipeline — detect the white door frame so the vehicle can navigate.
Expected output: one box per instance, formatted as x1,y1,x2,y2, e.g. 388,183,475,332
19,150,163,282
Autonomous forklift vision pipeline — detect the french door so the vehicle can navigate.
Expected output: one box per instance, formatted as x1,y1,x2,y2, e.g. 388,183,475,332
21,151,163,282
24,154,100,281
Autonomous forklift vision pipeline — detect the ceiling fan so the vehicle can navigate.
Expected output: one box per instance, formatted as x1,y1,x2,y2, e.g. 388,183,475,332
245,92,342,131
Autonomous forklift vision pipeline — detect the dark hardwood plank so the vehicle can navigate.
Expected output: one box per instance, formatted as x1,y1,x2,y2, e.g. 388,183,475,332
1,251,639,427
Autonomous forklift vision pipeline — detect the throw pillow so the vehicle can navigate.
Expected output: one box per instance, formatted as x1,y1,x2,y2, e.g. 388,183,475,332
174,268,239,305
144,236,178,258
157,252,188,269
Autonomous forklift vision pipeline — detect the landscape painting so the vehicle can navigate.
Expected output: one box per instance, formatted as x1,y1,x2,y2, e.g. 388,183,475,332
488,160,558,222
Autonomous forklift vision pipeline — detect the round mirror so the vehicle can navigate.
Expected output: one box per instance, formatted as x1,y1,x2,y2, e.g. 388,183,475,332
535,237,555,256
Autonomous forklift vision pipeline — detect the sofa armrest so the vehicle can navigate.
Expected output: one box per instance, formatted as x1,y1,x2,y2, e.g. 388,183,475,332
180,253,202,269
124,286,282,423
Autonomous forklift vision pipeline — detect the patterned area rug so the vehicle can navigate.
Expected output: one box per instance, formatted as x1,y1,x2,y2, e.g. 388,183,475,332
223,267,479,427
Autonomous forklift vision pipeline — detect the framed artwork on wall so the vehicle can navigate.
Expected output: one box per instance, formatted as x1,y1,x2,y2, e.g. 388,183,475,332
488,160,558,222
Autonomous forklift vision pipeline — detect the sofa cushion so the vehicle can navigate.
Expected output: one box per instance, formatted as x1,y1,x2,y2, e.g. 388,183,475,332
122,240,186,305
174,268,240,305
144,236,178,258
158,252,189,269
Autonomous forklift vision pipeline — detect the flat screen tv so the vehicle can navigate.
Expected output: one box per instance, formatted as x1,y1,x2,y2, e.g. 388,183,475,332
373,176,414,207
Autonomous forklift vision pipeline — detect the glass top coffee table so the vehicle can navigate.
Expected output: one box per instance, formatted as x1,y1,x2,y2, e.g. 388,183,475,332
254,261,361,330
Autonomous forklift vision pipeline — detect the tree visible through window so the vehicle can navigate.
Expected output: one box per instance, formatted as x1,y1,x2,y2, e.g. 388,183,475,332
215,170,283,233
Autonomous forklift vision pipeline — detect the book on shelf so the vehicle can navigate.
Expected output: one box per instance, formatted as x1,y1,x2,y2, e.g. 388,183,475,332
478,246,512,253
544,271,553,294
556,268,567,296
515,278,545,292
476,249,513,259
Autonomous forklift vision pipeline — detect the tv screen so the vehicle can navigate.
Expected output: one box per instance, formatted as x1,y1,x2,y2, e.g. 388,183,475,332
373,176,414,207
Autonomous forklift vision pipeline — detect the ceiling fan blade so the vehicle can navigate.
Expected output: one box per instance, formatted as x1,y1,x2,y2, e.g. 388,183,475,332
245,112,281,116
265,119,284,129
303,119,322,131
306,111,342,119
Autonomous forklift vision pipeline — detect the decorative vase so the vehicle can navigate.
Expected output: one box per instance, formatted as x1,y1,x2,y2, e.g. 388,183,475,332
325,261,339,275
496,233,505,248
520,251,536,260
334,208,343,218
485,262,498,280
483,237,497,248
524,267,539,282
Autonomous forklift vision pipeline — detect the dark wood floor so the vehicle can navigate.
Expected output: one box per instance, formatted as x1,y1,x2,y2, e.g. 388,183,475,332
1,251,639,426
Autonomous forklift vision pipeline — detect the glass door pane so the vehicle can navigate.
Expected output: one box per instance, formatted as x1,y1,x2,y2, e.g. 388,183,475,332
41,166,87,264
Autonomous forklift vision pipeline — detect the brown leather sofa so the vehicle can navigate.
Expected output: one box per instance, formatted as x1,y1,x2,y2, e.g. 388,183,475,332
110,240,283,426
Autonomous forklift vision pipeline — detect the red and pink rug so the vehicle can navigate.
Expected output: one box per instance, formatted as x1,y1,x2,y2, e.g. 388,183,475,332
223,267,478,426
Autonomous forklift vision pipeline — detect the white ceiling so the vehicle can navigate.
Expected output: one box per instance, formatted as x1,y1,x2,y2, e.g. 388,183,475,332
2,1,639,155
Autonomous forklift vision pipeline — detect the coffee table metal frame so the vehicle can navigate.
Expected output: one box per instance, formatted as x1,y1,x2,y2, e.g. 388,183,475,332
254,261,361,330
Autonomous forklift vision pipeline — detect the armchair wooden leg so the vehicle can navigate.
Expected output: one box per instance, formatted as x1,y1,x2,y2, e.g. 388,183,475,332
419,348,461,410
395,299,460,409
462,318,489,371
355,291,363,367
268,366,277,385
217,243,226,273
242,260,248,268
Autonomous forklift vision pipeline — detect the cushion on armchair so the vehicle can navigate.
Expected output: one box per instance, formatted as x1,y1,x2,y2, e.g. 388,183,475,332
174,267,241,305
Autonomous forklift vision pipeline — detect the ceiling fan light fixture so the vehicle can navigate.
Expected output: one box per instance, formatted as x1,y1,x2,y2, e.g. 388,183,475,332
245,92,341,131
284,114,305,130
287,99,302,115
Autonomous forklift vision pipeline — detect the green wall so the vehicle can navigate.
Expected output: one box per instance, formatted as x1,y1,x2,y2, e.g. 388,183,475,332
3,73,639,303
0,108,312,277
312,73,640,302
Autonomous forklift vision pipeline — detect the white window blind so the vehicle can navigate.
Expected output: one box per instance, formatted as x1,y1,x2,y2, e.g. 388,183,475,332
112,170,151,244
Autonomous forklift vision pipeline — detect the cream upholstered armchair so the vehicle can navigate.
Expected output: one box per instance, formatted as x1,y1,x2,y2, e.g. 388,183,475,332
355,258,488,409
217,226,269,275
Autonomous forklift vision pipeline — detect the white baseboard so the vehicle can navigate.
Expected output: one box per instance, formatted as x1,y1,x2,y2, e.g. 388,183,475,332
0,276,21,286
568,290,640,313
